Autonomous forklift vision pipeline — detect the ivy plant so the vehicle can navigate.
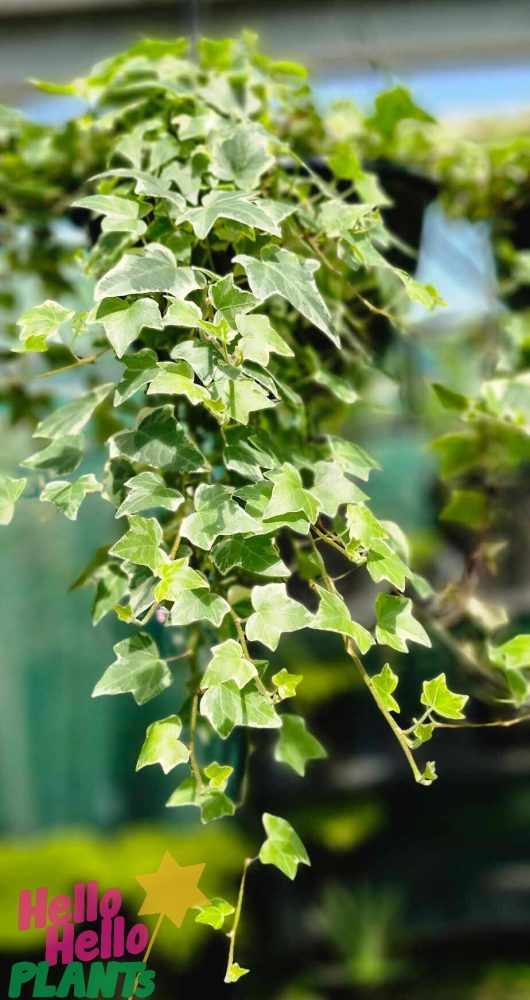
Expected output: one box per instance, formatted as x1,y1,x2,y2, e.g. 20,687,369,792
2,35,530,983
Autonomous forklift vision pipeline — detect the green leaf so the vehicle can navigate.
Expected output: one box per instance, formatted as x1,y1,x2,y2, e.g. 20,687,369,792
171,340,218,383
16,299,74,353
92,564,128,625
200,679,280,738
420,673,468,720
275,714,326,776
272,669,303,700
95,243,200,302
195,897,235,930
224,964,249,984
371,664,400,713
153,557,207,602
489,635,530,670
264,463,318,522
166,774,235,824
418,761,438,787
204,762,234,791
95,297,163,358
202,639,257,689
114,349,160,405
311,461,366,517
136,715,189,774
346,503,388,548
40,474,102,521
181,484,261,550
234,247,338,346
34,384,112,440
314,368,359,404
74,194,147,236
168,589,230,627
116,471,184,518
211,534,289,578
366,541,408,591
209,274,257,326
163,299,203,328
440,489,489,530
186,190,293,239
375,593,431,652
310,586,374,655
235,313,293,366
210,123,274,189
246,583,312,651
259,813,310,880
147,362,215,407
0,476,25,525
211,367,276,425
109,515,166,573
328,436,381,480
22,435,84,475
92,633,171,706
112,406,207,473
223,426,276,480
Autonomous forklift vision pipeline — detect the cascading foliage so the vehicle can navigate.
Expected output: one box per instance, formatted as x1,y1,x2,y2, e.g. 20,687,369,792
3,35,530,983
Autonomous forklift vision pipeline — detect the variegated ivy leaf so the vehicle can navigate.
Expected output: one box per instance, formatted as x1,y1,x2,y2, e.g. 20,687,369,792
375,593,430,652
309,586,374,655
109,515,166,573
225,963,250,984
210,366,276,425
180,483,261,550
93,167,186,208
136,715,190,774
163,298,203,328
246,583,312,651
201,679,280,738
209,122,274,189
314,368,359,404
223,426,276,480
263,463,318,523
116,471,184,518
366,541,409,591
166,774,235,824
114,349,160,405
311,461,367,517
185,189,294,239
209,274,257,326
234,246,338,346
346,502,388,549
154,557,207,602
202,639,257,690
234,313,293,367
94,243,201,302
16,299,75,353
238,482,311,536
328,436,381,480
0,475,25,525
371,664,400,713
259,813,310,880
34,384,113,440
40,474,102,521
420,673,468,720
111,406,207,473
170,340,218,384
92,564,128,625
147,362,217,408
275,714,326,776
211,534,289,578
21,435,84,475
95,297,163,358
168,589,230,627
74,194,148,236
92,633,171,706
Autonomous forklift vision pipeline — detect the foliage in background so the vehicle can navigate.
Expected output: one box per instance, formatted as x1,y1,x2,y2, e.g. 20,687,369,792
2,35,530,983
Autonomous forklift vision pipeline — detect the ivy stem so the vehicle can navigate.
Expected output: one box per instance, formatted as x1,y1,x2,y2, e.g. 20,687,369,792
188,688,204,791
230,610,272,701
310,534,423,783
225,857,255,980
35,347,110,379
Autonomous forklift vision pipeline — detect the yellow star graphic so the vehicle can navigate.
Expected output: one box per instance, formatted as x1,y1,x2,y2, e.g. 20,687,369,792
134,851,209,929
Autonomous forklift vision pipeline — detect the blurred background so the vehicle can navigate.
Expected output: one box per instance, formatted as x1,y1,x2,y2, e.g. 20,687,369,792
2,2,530,998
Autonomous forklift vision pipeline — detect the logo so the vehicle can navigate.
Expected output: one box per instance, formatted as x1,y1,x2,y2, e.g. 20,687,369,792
8,852,208,998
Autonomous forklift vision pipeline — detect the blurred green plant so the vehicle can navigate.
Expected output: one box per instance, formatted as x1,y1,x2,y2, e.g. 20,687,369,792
320,883,405,988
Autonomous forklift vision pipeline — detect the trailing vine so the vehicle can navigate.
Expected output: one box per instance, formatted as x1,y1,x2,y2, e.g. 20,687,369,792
2,35,530,983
